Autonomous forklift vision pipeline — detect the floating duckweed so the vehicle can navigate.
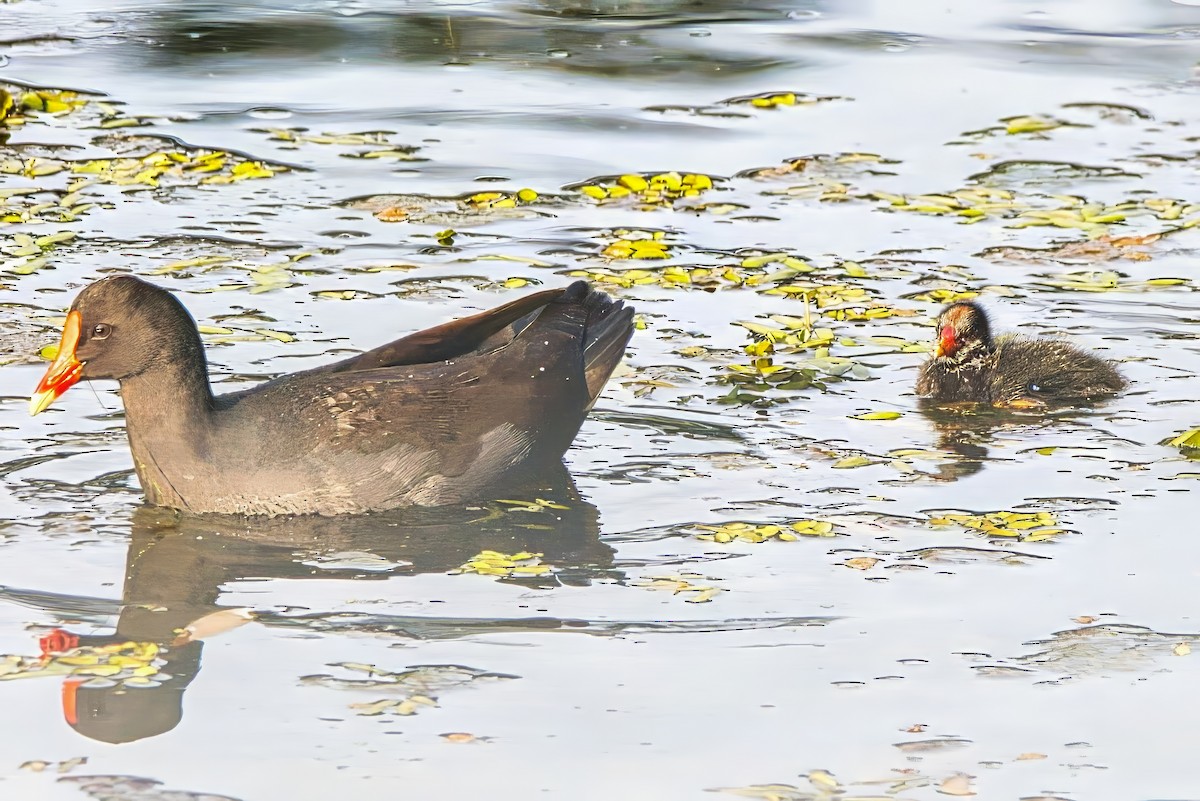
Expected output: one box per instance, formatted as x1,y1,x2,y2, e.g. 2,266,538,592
693,522,796,543
739,252,810,271
720,90,840,108
308,663,512,718
361,188,545,225
20,89,88,115
928,510,1068,542
691,519,835,544
1002,115,1073,135
567,171,719,208
495,498,569,512
66,147,283,188
790,519,837,537
254,328,296,345
751,93,798,108
760,282,879,307
741,152,898,180
8,87,149,131
619,174,649,191
832,455,876,469
646,91,841,118
635,574,723,603
0,87,148,130
568,266,681,288
868,187,1193,236
763,180,853,202
1009,201,1136,231
603,239,671,260
905,287,980,304
596,229,672,260
350,696,439,717
833,152,892,164
1033,269,1190,293
719,339,867,399
957,114,1080,140
149,255,236,274
451,550,554,578
207,160,276,183
261,129,392,146
199,324,298,345
314,289,379,301
144,251,321,296
822,305,918,322
256,128,422,161
723,359,788,378
1162,429,1200,452
865,335,928,353
374,205,415,222
566,259,814,290
867,187,1024,223
0,158,64,177
1,230,75,274
1142,197,1200,221
463,188,540,210
735,319,835,351
353,149,420,160
0,635,164,687
849,411,902,421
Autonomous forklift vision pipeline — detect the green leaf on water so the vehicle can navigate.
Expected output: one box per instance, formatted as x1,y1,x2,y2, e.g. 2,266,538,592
254,328,296,343
832,455,874,469
1162,428,1200,451
1004,115,1068,134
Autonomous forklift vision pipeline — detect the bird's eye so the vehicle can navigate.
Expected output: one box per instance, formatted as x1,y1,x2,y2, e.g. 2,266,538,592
1028,382,1042,393
92,323,111,340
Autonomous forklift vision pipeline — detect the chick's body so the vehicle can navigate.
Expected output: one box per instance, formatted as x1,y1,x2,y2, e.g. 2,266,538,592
916,302,1126,408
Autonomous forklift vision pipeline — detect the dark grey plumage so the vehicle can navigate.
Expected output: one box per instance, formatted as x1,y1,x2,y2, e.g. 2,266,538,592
916,301,1126,408
39,276,635,516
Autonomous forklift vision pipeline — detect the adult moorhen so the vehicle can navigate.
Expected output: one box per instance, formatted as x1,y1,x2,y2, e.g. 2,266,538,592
30,275,635,515
915,301,1126,408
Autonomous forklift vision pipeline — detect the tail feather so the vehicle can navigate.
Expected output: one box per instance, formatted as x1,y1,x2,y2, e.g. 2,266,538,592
578,284,635,405
531,280,634,405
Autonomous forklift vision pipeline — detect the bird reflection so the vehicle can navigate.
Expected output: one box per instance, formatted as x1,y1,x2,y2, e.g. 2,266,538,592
915,400,997,482
915,398,1119,483
10,466,613,744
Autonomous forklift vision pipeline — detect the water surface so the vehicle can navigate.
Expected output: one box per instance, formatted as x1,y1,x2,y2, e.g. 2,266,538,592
2,0,1200,798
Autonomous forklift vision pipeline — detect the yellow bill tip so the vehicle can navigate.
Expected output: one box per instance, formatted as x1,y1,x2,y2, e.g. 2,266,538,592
29,389,56,416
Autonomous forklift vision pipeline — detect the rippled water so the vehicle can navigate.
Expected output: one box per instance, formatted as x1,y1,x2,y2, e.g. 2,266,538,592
3,0,1200,798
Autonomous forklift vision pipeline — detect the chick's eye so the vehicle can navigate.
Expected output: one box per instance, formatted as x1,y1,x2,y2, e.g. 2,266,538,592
92,323,111,340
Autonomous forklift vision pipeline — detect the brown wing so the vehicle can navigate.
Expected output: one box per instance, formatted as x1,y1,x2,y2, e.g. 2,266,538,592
313,287,566,374
202,282,634,512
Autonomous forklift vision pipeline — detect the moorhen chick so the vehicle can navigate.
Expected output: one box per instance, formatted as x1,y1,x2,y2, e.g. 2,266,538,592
29,275,635,516
915,301,1125,408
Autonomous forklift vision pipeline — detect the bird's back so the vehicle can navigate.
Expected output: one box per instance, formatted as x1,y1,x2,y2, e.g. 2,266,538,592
989,336,1126,406
178,282,633,514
